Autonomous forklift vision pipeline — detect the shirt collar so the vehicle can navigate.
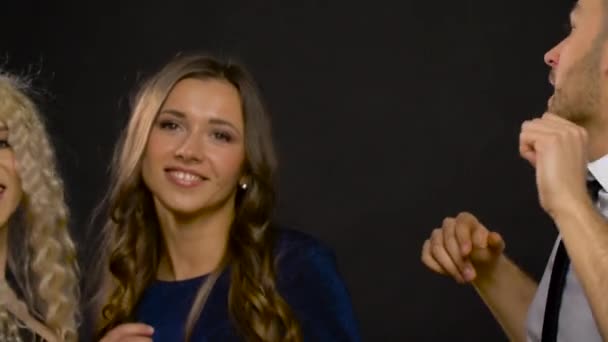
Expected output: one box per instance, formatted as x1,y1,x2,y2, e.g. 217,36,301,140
588,154,608,190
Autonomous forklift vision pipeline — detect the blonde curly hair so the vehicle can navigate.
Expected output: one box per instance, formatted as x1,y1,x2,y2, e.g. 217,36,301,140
0,72,79,341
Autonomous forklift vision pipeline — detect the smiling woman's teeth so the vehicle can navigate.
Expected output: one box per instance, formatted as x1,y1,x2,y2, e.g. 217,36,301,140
170,171,202,182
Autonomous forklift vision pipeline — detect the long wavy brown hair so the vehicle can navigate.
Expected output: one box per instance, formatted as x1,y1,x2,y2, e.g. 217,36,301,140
94,54,302,341
0,72,80,341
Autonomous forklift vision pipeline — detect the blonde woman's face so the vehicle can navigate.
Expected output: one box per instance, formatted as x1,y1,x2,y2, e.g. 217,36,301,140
0,123,22,228
142,78,246,217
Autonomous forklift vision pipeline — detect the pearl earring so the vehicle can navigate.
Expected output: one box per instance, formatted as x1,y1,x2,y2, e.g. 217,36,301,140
240,183,248,190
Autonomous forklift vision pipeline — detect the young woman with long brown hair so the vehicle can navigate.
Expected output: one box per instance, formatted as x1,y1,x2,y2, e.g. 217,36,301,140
94,54,360,342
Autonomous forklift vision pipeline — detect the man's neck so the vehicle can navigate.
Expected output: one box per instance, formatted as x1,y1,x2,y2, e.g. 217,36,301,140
587,116,608,161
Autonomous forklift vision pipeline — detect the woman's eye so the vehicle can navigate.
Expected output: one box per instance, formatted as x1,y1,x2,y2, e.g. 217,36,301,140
158,120,180,130
212,131,233,142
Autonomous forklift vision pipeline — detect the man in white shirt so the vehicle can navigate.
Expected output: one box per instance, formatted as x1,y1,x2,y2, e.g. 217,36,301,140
421,0,608,340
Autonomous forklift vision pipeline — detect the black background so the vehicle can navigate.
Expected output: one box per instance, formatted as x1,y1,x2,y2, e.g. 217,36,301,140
3,0,574,340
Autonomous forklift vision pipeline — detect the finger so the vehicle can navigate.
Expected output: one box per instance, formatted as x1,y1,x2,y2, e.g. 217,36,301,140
431,244,465,283
519,129,554,164
520,129,559,152
522,118,584,144
543,112,564,121
101,324,154,341
522,118,561,133
118,338,153,342
472,225,489,249
519,142,537,167
542,113,589,142
542,112,575,126
421,239,447,275
454,213,477,255
430,230,465,283
522,115,580,137
487,232,506,252
443,220,470,276
520,123,555,140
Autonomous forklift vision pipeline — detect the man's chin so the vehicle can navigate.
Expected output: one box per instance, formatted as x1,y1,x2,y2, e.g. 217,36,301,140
546,97,567,118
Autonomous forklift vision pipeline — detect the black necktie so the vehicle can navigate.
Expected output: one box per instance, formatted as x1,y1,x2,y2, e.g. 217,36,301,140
541,178,602,341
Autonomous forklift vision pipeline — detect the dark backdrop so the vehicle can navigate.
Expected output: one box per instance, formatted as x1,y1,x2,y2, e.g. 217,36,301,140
3,0,573,340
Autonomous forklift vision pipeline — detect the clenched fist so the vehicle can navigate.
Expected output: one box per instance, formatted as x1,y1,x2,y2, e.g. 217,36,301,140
519,113,590,219
421,212,505,283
